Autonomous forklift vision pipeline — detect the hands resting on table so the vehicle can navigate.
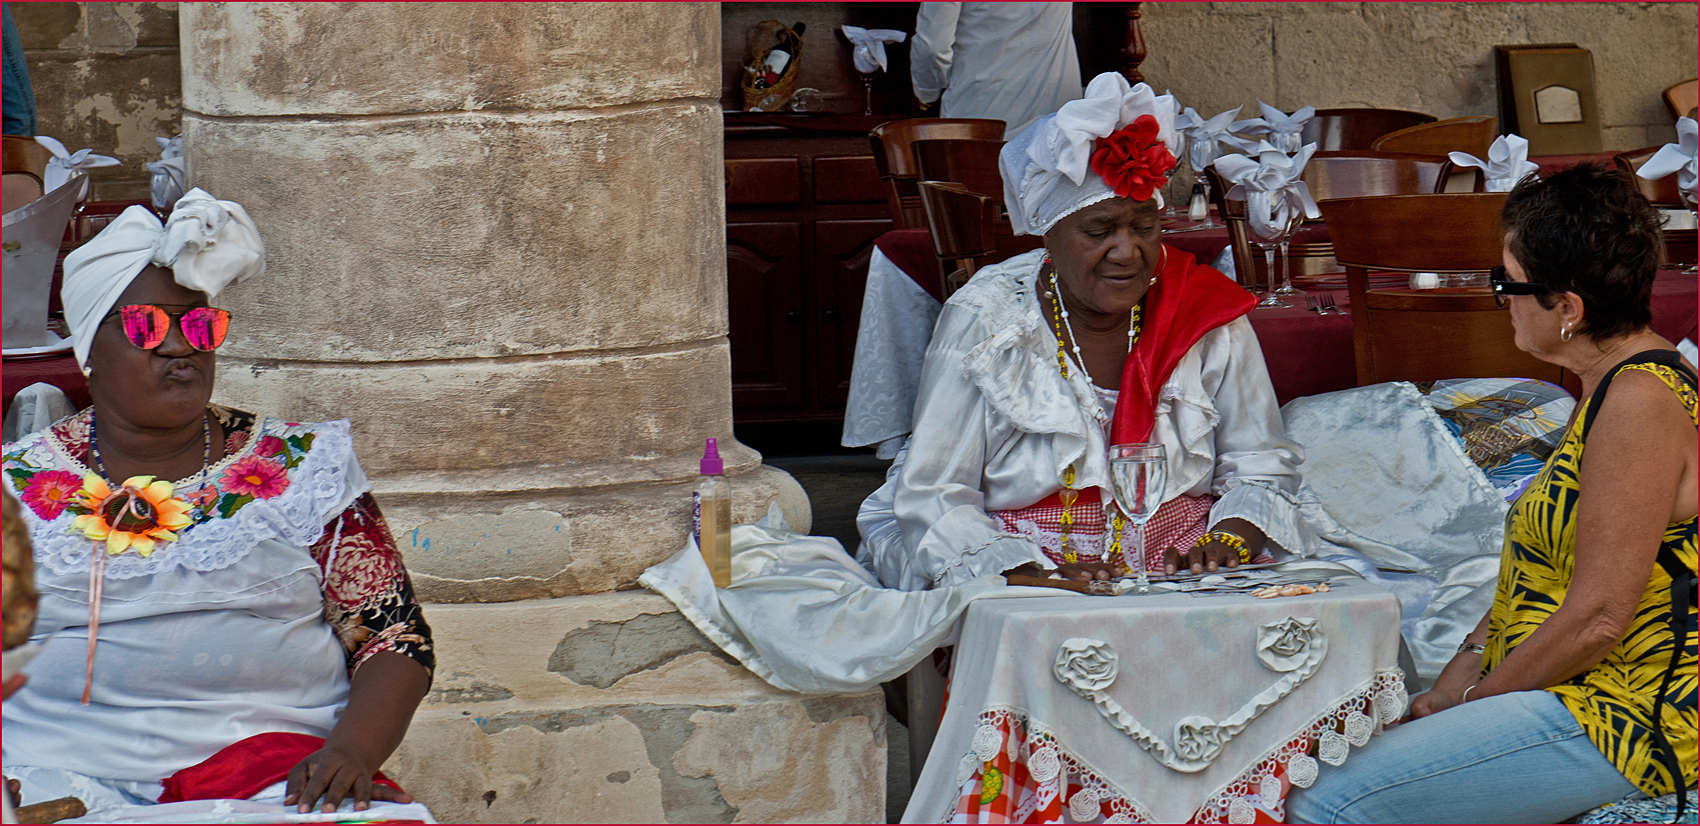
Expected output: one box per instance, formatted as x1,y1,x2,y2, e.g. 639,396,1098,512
1007,519,1269,582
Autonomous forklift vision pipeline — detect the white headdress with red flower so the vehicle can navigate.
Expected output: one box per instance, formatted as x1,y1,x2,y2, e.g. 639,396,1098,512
1000,73,1178,236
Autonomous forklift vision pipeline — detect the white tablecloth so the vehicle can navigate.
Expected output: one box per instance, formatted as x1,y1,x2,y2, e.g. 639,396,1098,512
905,578,1406,824
841,247,943,458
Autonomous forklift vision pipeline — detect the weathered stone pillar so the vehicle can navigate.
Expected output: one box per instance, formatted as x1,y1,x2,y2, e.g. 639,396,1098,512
179,4,882,821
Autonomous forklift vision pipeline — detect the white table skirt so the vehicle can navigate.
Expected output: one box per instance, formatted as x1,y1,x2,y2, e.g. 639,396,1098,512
841,247,943,458
905,578,1406,824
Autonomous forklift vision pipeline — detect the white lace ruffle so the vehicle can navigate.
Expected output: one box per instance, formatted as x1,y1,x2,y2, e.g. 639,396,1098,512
950,669,1407,824
17,419,362,580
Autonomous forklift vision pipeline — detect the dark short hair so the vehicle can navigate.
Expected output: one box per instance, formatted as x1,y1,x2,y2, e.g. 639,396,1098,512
1500,163,1663,340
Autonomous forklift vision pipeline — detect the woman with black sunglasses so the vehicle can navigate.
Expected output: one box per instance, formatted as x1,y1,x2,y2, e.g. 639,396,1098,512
1289,164,1696,822
1,190,435,819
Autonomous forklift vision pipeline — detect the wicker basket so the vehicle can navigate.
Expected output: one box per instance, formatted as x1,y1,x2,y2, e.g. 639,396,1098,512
741,20,803,112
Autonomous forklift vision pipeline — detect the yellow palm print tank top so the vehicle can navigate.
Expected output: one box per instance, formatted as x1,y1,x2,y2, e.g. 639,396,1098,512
1484,363,1697,796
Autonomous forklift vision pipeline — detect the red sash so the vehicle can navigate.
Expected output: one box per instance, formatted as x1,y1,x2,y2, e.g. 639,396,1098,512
158,732,404,804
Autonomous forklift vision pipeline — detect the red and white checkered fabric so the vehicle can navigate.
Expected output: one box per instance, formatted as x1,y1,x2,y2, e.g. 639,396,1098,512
993,493,1224,570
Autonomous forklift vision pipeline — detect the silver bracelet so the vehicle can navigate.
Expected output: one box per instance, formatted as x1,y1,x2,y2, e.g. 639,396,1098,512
1461,684,1478,703
1457,641,1485,655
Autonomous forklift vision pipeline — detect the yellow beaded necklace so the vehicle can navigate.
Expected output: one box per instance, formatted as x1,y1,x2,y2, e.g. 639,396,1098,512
1042,255,1140,567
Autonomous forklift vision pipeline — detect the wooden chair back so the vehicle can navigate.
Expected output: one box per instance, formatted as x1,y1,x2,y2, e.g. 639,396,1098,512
913,138,1005,202
1666,79,1698,122
1318,192,1569,387
870,118,1005,229
1370,116,1498,161
1300,108,1437,151
1614,145,1686,207
3,135,54,213
918,181,997,298
1202,166,1261,289
1303,151,1454,201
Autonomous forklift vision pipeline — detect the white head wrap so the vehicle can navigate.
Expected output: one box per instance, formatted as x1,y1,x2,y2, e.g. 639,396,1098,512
1000,73,1178,236
59,188,265,370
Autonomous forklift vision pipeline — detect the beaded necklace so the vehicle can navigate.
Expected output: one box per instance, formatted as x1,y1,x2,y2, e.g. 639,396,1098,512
1041,255,1140,566
89,409,212,483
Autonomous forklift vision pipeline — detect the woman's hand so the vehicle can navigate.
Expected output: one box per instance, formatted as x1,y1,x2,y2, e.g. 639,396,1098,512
1406,685,1467,721
1004,562,1122,582
285,744,413,813
1163,540,1241,575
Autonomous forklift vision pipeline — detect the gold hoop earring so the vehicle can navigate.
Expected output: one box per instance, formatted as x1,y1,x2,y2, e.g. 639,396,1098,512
1560,324,1574,343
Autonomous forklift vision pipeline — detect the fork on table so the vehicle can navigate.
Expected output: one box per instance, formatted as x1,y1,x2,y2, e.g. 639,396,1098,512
1319,294,1344,314
1305,296,1321,314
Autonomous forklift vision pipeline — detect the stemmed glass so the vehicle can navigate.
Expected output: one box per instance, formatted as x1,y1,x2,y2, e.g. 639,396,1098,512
1109,443,1167,595
1244,190,1303,308
1163,132,1190,218
1187,138,1221,229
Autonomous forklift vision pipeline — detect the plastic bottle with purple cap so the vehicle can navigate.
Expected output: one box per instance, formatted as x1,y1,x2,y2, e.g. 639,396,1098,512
693,438,733,587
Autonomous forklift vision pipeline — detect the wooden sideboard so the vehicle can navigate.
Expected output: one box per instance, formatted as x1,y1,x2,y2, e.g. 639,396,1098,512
725,112,894,425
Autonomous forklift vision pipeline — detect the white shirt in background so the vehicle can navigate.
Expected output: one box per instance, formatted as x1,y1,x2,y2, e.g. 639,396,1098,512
910,2,1084,140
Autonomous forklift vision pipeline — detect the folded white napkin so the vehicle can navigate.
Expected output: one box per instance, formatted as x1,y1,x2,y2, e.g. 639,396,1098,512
841,25,906,73
145,134,186,212
1448,133,1540,193
1639,117,1698,204
1213,141,1322,240
34,135,121,200
1175,106,1258,172
1233,100,1315,154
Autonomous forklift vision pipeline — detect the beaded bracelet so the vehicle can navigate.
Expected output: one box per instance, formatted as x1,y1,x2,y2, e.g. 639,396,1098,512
1194,531,1252,563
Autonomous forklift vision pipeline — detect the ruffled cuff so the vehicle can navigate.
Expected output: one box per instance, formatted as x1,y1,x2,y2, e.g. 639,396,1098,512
922,505,1050,588
1211,478,1311,558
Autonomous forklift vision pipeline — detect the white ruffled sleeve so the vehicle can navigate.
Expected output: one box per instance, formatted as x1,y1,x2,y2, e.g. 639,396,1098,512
891,302,1050,589
1197,317,1310,556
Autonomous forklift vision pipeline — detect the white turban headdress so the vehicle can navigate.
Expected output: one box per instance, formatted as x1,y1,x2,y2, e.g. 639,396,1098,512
1001,72,1178,236
60,188,265,370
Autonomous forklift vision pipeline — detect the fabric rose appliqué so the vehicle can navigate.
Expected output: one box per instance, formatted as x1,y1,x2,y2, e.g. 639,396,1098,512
1054,638,1119,693
1257,616,1320,672
1090,114,1177,203
221,455,290,500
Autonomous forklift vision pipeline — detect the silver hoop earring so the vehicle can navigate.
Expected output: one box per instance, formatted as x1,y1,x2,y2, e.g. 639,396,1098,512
1560,324,1574,343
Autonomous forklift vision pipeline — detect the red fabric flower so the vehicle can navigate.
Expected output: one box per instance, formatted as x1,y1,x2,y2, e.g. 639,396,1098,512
20,469,84,520
221,455,290,499
255,435,286,457
1090,115,1177,203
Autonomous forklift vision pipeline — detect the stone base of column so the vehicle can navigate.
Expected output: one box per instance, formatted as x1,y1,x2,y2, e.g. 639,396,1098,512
384,592,886,824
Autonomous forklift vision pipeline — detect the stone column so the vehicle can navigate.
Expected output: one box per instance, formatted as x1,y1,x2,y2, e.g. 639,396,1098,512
179,4,882,822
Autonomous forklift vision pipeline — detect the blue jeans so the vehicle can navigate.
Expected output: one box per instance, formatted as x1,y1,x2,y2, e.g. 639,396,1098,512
1286,690,1639,824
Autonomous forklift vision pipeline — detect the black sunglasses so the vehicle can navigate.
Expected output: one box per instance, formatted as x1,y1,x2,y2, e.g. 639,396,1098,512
1489,265,1551,308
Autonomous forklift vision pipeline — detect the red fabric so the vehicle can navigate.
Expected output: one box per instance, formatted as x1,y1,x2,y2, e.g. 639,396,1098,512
876,228,945,302
158,732,403,804
1110,247,1257,444
993,494,1234,571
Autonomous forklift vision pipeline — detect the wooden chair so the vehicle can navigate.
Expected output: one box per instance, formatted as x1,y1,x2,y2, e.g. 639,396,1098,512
1666,78,1698,122
1371,116,1497,193
1202,165,1260,288
3,134,54,213
1613,146,1685,207
1317,192,1571,388
918,181,997,298
869,118,1004,229
913,138,1043,264
1300,108,1437,151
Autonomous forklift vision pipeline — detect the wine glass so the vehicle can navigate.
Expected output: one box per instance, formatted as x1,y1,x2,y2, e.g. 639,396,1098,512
1187,138,1221,229
1163,132,1190,218
1244,190,1303,308
1109,442,1167,595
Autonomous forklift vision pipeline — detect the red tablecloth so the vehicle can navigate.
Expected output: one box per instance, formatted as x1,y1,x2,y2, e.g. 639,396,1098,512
2,350,90,420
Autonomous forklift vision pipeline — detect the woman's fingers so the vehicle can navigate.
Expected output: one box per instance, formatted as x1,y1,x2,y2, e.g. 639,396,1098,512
348,773,374,812
295,757,334,813
371,784,414,804
284,758,310,807
318,765,360,813
1163,547,1182,575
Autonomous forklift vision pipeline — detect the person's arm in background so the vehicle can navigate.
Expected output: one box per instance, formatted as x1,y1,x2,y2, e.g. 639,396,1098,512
3,4,38,136
910,2,961,108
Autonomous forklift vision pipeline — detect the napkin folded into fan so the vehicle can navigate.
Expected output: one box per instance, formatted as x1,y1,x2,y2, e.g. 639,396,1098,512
1639,117,1698,204
34,136,120,201
1213,141,1322,239
1448,134,1540,193
1176,105,1258,171
841,25,906,73
1233,100,1316,154
146,134,187,212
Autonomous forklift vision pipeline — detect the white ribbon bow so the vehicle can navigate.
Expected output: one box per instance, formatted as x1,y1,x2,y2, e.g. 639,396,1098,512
145,134,187,212
1030,72,1177,187
1233,100,1315,154
34,135,121,200
840,26,906,74
1448,134,1540,193
1213,141,1322,240
1639,117,1698,204
1175,106,1258,172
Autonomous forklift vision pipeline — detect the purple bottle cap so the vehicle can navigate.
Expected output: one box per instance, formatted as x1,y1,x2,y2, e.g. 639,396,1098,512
700,437,724,475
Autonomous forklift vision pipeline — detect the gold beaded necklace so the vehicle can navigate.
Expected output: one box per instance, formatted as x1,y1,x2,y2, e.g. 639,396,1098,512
1042,255,1140,567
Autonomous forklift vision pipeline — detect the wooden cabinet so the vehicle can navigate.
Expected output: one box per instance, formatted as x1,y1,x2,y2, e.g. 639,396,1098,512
725,113,894,425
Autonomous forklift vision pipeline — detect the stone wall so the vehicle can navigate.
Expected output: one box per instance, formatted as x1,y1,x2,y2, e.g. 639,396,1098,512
9,2,179,201
1139,2,1696,151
